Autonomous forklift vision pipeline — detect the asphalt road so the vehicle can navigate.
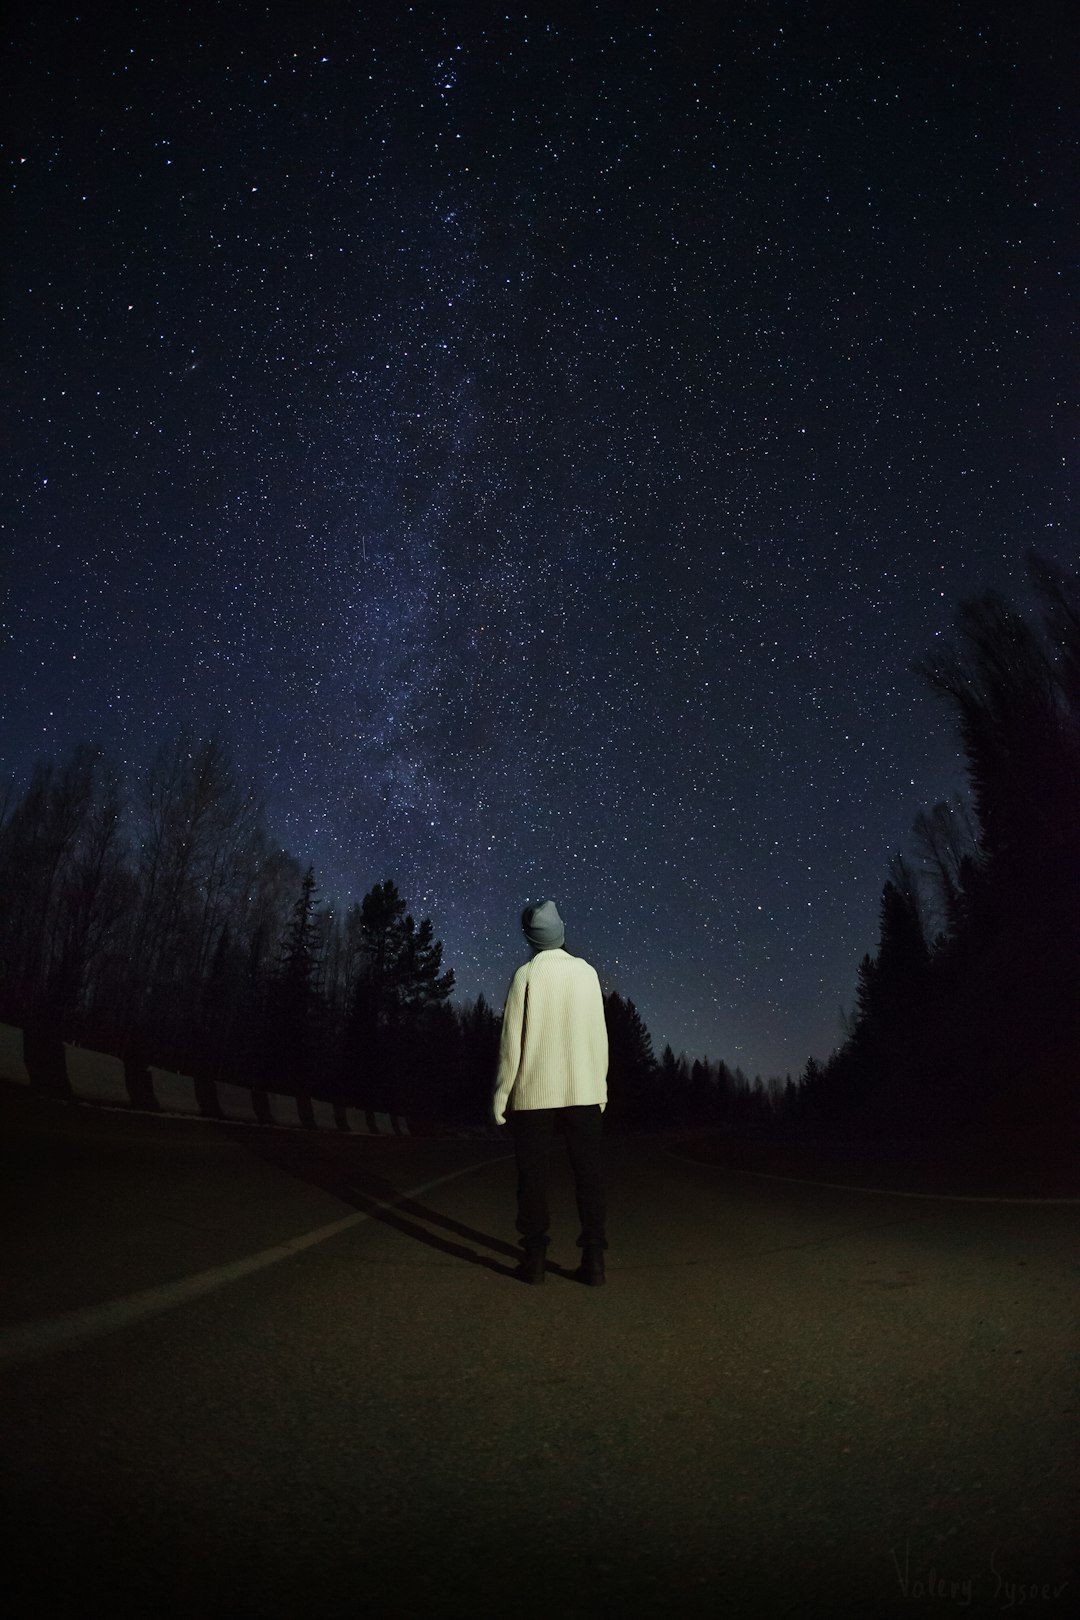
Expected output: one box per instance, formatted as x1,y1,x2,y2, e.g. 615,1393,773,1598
1,1083,1076,1619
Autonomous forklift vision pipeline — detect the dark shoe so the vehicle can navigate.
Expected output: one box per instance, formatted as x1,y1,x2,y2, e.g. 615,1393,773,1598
517,1237,549,1285
577,1244,606,1286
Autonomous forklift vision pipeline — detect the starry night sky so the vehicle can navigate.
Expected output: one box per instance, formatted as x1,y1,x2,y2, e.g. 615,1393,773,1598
3,2,1074,1079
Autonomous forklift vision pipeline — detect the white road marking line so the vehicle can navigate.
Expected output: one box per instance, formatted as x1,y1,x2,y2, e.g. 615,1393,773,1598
0,1155,514,1372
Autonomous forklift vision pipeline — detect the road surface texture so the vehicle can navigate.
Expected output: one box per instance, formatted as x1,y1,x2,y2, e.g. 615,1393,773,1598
1,1082,1075,1619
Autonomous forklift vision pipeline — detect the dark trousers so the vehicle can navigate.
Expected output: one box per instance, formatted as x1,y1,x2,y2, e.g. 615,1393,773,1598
509,1104,607,1251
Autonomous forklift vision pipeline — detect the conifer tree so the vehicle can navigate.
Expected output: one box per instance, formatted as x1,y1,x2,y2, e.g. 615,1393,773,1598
341,878,454,1109
266,865,323,1089
603,991,658,1128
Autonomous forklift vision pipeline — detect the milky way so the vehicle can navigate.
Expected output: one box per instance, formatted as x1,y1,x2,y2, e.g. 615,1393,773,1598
3,4,1074,1076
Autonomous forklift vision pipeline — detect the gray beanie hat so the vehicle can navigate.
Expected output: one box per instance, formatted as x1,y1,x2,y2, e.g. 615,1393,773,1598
522,899,565,950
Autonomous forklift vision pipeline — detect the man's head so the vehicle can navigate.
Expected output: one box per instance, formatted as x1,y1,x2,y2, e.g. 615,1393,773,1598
521,899,565,951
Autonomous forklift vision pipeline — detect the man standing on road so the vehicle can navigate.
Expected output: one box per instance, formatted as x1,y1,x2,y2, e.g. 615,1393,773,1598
492,900,610,1286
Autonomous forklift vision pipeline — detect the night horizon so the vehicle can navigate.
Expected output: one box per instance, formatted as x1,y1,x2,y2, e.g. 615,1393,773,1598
3,2,1074,1080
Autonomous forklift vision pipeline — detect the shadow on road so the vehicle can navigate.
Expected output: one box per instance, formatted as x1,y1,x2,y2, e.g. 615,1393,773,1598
218,1122,585,1284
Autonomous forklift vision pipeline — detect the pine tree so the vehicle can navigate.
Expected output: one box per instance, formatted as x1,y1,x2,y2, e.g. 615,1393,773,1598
341,879,454,1110
659,1045,692,1127
848,858,932,1134
280,868,320,989
266,866,323,1090
455,994,501,1124
603,992,658,1129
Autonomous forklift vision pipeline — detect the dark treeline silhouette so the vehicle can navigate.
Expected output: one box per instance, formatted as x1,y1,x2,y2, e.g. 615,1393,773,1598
2,550,1075,1142
0,731,494,1121
0,723,787,1129
0,720,795,1130
792,550,1080,1149
602,990,791,1133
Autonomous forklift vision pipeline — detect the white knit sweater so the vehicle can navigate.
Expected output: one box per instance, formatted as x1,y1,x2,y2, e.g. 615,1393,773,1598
492,947,609,1124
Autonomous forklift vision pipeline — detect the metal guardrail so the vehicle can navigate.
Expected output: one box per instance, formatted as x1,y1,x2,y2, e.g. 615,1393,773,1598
0,1020,413,1137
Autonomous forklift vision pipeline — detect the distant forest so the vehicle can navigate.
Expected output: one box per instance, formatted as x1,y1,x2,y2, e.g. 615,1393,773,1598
0,550,1076,1143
